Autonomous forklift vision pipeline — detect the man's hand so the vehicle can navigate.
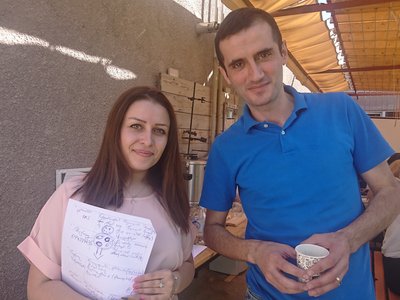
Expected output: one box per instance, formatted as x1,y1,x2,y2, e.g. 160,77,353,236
301,231,351,297
254,241,307,294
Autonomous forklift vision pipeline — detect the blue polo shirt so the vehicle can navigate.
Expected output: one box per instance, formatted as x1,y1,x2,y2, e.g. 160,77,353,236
200,85,394,299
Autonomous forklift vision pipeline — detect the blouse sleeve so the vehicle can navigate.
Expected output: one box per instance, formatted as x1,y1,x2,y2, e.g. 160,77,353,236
181,222,197,262
17,177,82,280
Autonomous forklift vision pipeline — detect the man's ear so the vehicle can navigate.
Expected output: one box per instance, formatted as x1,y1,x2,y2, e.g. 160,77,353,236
281,40,288,65
219,66,231,85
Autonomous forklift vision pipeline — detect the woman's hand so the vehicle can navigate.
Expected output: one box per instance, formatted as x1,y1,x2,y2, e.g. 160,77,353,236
132,269,177,300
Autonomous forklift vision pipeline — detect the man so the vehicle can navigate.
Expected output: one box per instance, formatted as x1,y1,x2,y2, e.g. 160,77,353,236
200,7,400,300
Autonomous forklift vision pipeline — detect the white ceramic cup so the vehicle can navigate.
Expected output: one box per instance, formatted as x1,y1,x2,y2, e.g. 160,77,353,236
295,244,329,282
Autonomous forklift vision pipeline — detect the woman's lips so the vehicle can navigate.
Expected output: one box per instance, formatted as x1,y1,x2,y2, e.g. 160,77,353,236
134,149,153,157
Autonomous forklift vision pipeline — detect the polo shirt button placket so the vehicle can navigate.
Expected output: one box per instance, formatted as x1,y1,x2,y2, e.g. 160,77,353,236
280,129,287,152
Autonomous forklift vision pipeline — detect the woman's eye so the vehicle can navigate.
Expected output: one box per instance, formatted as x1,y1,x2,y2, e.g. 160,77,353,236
130,124,142,130
153,128,166,135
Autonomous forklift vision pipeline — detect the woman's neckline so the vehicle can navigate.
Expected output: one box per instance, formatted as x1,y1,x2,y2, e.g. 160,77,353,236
123,191,156,200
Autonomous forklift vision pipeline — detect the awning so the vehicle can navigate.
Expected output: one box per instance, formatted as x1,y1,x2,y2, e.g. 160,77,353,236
221,0,400,95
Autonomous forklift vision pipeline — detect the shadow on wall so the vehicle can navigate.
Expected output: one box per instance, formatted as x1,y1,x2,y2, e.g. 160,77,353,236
0,26,137,81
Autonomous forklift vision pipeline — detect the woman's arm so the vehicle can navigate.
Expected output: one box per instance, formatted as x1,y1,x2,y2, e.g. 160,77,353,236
27,264,89,300
171,255,195,294
132,255,195,299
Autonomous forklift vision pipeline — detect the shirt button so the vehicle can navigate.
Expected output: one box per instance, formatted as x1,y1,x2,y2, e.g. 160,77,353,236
263,124,269,128
281,130,285,135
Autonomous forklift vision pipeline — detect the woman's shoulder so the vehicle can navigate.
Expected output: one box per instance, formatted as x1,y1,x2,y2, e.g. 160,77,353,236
60,174,86,199
43,174,86,212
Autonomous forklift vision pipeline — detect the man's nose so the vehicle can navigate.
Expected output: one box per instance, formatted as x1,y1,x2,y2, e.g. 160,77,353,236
248,60,264,81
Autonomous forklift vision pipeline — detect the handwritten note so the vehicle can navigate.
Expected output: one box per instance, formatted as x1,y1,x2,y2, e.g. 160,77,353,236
192,244,207,258
61,199,156,299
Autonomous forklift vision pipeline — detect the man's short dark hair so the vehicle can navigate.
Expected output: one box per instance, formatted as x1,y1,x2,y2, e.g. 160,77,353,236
215,7,283,71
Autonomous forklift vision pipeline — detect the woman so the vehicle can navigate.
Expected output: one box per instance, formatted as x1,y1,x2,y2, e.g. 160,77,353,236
18,86,195,300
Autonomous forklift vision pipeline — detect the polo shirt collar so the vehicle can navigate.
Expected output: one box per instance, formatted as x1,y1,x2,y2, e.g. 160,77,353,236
242,85,308,132
284,85,307,114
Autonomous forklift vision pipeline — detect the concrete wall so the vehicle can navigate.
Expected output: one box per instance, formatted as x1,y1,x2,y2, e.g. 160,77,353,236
0,0,214,298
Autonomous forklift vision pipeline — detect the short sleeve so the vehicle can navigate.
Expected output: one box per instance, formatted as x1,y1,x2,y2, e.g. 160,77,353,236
345,95,394,173
199,139,237,211
17,176,83,280
181,222,197,261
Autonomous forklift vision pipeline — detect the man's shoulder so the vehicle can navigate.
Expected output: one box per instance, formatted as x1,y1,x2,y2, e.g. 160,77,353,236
302,91,353,110
286,85,349,102
215,119,245,140
304,91,349,101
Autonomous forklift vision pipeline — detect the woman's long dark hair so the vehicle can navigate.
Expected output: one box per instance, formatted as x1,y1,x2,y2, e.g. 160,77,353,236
73,86,190,233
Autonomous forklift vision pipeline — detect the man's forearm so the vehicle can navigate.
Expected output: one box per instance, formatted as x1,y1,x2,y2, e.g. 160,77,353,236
339,184,400,253
203,223,261,264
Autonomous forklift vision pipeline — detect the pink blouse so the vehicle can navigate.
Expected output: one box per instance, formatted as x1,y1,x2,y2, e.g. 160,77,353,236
18,176,195,282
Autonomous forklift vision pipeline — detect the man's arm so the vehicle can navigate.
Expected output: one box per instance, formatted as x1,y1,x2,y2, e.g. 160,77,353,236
203,209,307,294
203,210,257,262
341,160,400,251
303,160,400,296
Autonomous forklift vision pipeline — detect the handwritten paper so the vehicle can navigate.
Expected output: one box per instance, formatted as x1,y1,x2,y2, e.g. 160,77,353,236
61,199,156,300
192,244,207,258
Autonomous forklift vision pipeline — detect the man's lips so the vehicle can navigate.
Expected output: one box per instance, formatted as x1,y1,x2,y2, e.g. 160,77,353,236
248,81,269,91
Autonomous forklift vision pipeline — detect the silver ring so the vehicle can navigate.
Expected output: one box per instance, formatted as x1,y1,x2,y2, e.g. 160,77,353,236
335,276,341,286
159,279,164,288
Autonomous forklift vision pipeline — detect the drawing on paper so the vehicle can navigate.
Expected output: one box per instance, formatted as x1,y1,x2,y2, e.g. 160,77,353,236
94,225,115,259
61,199,156,299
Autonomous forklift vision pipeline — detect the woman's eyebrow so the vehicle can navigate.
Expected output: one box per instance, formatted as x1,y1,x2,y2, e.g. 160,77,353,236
127,117,169,127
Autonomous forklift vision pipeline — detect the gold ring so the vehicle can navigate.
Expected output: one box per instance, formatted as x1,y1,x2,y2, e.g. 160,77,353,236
159,279,164,288
335,276,341,286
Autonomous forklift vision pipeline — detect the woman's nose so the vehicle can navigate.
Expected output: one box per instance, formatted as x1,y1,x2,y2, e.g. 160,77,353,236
140,130,153,145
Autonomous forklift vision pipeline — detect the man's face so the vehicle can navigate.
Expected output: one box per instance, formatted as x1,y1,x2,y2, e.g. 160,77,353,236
219,21,287,117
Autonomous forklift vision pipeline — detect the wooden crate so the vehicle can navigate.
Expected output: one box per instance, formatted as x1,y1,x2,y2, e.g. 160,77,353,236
160,73,211,158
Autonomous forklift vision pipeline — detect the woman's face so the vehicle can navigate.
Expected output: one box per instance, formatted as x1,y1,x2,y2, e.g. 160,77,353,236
120,99,170,175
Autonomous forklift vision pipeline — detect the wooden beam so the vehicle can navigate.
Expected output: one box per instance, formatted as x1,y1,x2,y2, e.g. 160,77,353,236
271,0,399,17
347,91,400,96
329,7,356,94
287,51,322,92
311,65,400,74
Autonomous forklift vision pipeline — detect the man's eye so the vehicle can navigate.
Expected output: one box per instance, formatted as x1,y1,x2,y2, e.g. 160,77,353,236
231,61,244,70
257,51,271,60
